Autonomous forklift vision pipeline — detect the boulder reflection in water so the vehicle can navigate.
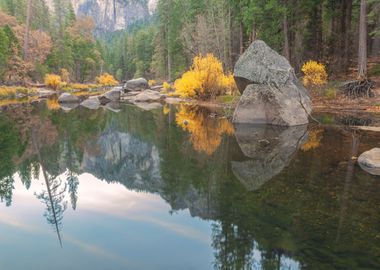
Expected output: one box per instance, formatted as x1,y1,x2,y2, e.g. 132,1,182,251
232,124,308,191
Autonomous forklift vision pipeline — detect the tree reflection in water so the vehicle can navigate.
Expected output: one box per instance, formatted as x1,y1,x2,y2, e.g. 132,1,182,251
175,104,234,155
0,103,378,269
32,129,67,247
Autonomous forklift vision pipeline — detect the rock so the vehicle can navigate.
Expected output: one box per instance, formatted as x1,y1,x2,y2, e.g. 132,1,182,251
123,91,141,97
233,40,311,126
80,96,101,110
99,89,121,104
60,103,79,112
104,102,121,113
111,86,123,92
231,124,308,191
58,93,79,103
358,148,380,176
124,78,149,92
165,97,183,104
16,93,27,99
133,102,162,111
233,84,310,126
150,85,163,91
37,89,56,98
132,90,165,103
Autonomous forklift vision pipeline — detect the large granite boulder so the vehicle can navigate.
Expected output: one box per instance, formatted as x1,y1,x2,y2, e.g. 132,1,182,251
124,78,149,92
231,124,308,191
233,40,312,126
358,148,380,176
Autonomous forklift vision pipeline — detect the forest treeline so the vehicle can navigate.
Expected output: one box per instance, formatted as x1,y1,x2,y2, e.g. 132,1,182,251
0,0,379,84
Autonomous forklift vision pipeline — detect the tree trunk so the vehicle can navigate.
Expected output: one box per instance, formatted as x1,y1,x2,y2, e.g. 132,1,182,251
23,0,32,60
239,22,244,54
282,1,290,60
167,24,172,82
371,7,380,56
358,0,367,79
343,0,352,69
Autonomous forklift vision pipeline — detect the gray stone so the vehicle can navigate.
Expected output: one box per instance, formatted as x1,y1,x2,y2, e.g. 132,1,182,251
132,90,165,103
99,89,121,104
37,89,57,98
104,102,121,113
233,40,312,126
58,93,80,103
133,102,162,111
60,103,79,112
165,97,183,104
151,85,164,91
124,78,149,92
234,40,297,92
231,124,308,191
233,84,310,126
80,96,101,110
358,148,380,176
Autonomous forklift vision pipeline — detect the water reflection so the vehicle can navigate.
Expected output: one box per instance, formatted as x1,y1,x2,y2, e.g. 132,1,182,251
175,105,234,155
0,102,379,269
232,124,307,191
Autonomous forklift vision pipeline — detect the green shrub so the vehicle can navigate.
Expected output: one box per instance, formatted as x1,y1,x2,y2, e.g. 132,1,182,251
324,88,337,100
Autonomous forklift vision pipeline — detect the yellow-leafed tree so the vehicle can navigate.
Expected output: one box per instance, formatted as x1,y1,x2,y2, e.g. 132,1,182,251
174,54,237,99
96,73,118,86
302,60,328,87
44,74,62,90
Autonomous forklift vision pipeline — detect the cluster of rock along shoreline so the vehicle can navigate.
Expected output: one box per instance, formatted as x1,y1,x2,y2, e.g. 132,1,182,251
56,77,184,112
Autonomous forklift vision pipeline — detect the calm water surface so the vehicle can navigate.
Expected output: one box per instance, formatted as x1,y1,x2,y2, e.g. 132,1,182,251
0,102,379,270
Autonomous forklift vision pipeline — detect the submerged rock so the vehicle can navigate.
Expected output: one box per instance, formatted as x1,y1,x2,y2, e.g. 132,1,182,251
58,93,80,103
104,102,121,113
231,124,308,191
358,148,380,176
132,90,165,103
233,40,311,126
124,78,149,92
60,102,79,112
133,102,162,111
80,96,101,110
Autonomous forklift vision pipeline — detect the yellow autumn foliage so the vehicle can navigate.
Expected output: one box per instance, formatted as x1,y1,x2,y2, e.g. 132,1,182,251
176,105,234,155
163,81,171,91
44,74,62,90
46,98,60,111
302,60,328,87
174,54,237,99
163,105,170,115
301,128,324,151
148,80,156,87
96,73,118,86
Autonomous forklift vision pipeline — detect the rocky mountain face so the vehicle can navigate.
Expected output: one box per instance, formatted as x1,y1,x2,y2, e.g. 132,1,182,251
73,0,151,34
47,0,154,34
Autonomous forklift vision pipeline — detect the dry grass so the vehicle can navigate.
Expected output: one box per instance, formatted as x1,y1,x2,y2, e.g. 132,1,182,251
0,86,37,99
61,83,100,92
0,96,39,107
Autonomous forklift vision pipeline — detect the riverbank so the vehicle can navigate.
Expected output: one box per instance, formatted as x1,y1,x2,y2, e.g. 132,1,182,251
0,77,379,117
